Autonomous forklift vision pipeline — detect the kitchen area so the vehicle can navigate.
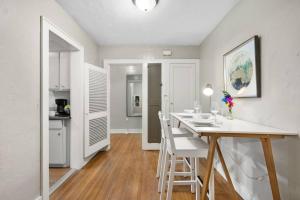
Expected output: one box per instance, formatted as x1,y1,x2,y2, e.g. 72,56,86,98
48,32,73,189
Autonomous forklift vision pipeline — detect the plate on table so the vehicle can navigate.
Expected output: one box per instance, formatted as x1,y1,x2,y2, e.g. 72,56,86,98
178,113,194,118
191,113,214,126
183,109,194,113
191,119,214,124
191,120,215,127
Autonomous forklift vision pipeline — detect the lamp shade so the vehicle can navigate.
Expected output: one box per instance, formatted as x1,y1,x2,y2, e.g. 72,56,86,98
203,84,214,96
132,0,158,12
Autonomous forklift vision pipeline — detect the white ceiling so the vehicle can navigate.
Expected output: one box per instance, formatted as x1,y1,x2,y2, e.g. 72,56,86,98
56,0,239,46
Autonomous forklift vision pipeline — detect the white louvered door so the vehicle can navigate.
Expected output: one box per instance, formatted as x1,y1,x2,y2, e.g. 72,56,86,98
84,63,110,157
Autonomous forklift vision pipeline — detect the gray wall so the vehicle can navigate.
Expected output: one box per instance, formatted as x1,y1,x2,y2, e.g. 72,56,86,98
110,64,143,131
99,45,200,65
198,0,300,199
0,0,99,200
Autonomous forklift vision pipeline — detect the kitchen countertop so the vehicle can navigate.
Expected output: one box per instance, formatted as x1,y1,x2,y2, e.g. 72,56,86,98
49,116,71,120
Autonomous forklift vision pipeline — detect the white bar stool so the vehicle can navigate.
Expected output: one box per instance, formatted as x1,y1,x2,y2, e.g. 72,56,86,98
160,118,209,200
156,111,193,192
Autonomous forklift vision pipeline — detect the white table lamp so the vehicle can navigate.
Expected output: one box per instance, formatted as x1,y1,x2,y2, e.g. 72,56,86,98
202,84,214,111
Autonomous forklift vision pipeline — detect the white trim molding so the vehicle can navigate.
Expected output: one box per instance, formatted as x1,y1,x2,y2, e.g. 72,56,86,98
49,169,77,195
34,196,42,200
110,129,142,134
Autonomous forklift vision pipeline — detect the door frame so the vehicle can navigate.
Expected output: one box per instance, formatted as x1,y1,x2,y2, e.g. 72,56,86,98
104,59,200,150
41,17,85,199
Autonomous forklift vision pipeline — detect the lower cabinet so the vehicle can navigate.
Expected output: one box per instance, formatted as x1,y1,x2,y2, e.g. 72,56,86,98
49,121,67,166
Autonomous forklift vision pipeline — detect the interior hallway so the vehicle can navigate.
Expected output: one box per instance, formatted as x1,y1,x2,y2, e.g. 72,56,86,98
50,134,242,200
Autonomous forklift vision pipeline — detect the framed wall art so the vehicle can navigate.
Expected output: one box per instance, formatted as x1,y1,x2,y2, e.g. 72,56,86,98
223,36,261,98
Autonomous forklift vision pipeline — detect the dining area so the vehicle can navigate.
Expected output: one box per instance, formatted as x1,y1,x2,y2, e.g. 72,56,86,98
156,96,297,200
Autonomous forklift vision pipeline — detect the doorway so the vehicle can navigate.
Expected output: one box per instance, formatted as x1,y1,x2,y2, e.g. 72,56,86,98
41,17,85,200
104,59,199,150
109,64,143,134
48,32,74,191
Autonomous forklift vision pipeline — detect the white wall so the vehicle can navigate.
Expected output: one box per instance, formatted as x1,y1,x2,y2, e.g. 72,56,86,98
110,64,142,132
0,0,99,200
198,0,300,199
99,45,200,65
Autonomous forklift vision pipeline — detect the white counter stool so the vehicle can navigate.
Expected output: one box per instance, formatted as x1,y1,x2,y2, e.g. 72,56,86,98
160,118,209,200
156,111,193,192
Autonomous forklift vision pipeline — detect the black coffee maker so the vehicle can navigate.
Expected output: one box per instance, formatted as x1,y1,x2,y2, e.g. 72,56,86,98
55,99,68,116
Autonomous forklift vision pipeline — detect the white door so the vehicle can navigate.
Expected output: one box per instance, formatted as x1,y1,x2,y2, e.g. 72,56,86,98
84,63,110,157
169,62,197,112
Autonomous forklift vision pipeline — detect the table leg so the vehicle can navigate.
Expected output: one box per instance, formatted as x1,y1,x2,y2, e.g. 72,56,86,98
209,158,215,200
261,137,281,200
201,136,218,200
216,141,239,200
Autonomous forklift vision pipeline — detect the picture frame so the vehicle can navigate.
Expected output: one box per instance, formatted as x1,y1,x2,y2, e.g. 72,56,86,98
223,35,261,98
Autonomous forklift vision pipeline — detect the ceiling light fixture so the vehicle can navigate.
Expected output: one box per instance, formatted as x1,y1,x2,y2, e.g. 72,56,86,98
132,0,159,12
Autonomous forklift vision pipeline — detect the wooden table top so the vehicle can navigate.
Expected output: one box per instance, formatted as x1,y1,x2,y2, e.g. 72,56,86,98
171,113,298,137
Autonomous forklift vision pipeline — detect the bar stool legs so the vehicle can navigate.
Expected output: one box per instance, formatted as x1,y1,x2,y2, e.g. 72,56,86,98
160,154,199,200
195,158,200,200
158,140,167,192
166,155,176,200
160,152,170,200
156,137,165,178
190,157,195,193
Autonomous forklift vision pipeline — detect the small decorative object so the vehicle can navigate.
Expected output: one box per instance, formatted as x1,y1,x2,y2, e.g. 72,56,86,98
64,104,71,115
222,91,234,119
224,35,261,98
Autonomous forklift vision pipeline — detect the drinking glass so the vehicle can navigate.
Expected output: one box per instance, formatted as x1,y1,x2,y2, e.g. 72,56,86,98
194,100,201,113
211,101,219,123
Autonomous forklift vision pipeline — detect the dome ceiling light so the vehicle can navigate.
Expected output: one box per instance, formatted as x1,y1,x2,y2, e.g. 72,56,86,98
132,0,159,12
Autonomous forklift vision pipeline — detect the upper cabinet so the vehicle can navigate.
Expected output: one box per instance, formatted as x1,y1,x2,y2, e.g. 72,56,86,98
49,52,70,91
59,52,70,90
49,52,60,90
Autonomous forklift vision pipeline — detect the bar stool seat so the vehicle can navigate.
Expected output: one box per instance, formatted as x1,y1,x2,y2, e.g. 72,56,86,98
167,137,208,157
172,128,193,137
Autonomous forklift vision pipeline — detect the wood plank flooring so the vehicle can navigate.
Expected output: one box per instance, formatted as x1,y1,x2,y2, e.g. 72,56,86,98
51,134,242,200
49,168,71,187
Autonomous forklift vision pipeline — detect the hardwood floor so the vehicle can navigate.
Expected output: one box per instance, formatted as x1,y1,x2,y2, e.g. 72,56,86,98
49,167,71,187
51,134,242,200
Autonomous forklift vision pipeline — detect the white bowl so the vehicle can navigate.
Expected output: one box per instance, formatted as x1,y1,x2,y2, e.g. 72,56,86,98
193,113,213,121
184,109,194,113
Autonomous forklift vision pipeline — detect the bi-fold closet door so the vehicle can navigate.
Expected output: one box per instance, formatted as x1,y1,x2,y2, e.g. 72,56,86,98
84,63,110,157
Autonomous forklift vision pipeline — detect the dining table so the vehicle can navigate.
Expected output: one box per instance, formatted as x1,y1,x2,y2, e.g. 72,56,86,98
170,112,298,200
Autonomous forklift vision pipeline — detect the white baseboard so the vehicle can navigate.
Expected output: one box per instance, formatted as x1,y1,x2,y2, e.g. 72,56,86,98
111,129,142,134
49,168,77,195
34,196,42,200
142,143,160,150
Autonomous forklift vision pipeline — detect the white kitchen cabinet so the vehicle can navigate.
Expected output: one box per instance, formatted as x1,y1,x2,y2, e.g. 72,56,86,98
49,52,70,91
59,52,70,90
49,52,60,90
49,121,67,166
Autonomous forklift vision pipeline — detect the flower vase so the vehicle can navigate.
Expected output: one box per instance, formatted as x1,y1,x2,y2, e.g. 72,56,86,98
227,111,233,120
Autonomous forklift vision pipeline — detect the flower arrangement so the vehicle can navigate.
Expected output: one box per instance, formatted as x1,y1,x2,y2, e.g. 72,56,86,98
222,91,234,117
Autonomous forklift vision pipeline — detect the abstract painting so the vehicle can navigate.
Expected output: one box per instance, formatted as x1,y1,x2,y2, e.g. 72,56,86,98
223,36,261,98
